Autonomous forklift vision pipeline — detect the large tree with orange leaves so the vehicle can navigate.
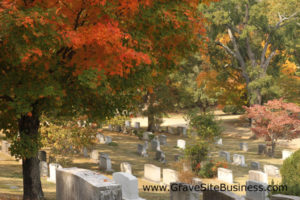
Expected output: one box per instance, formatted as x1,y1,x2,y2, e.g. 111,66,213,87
0,0,209,199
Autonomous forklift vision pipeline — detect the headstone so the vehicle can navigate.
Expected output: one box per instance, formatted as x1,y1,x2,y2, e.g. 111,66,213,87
158,135,167,145
120,162,132,174
142,132,153,140
47,163,62,183
192,177,202,186
1,140,9,154
271,194,300,200
105,136,112,144
56,168,122,200
38,151,47,162
83,147,88,157
108,124,113,131
232,154,246,167
99,153,113,172
240,142,248,152
217,168,233,184
246,180,269,200
112,172,145,200
177,139,186,149
156,150,166,163
250,161,260,170
170,182,201,200
144,141,148,150
39,161,48,177
96,133,106,144
125,120,131,127
203,190,244,200
151,139,160,151
137,144,147,157
90,150,100,161
258,144,267,155
264,165,280,177
162,169,178,185
215,138,222,145
282,150,293,160
248,170,268,184
167,127,175,134
144,164,161,183
134,122,140,129
219,151,231,162
177,127,187,136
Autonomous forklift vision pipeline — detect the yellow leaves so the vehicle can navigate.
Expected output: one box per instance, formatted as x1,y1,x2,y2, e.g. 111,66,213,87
282,60,297,75
218,34,230,44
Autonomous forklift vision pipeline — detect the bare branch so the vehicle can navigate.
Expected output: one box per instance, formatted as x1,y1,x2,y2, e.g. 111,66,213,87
0,95,13,102
215,41,237,58
262,50,277,73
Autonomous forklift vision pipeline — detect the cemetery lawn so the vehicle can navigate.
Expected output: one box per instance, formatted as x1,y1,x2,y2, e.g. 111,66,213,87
0,112,299,199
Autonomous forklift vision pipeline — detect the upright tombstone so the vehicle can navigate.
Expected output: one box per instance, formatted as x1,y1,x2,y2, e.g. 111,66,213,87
217,168,233,184
177,139,186,149
240,142,248,152
215,138,222,145
38,151,47,162
134,122,140,129
159,135,167,145
82,147,88,157
120,162,132,174
156,150,166,163
144,164,161,183
108,124,113,131
90,150,100,161
40,161,48,177
112,172,145,200
56,168,122,200
1,140,9,154
163,169,178,185
264,165,280,177
125,120,131,128
167,127,175,134
232,154,246,167
151,139,160,151
144,141,148,150
142,132,153,140
99,153,113,172
219,151,231,163
96,133,106,144
250,161,260,170
137,144,147,157
177,126,187,136
47,163,62,183
248,170,268,184
170,182,201,200
246,180,269,200
282,150,293,160
258,144,267,155
105,136,112,144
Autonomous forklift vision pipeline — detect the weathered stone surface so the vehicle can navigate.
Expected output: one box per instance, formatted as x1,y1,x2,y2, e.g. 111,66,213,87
144,164,161,183
113,172,145,200
158,135,167,145
177,139,186,149
192,177,202,186
99,153,113,172
203,190,244,200
232,154,246,167
142,132,153,140
47,163,62,183
248,170,268,184
264,165,280,177
90,150,100,161
250,161,260,170
271,194,300,200
215,138,222,145
108,124,113,131
240,142,248,152
56,168,122,200
96,133,106,144
38,151,47,162
282,150,293,160
219,151,231,162
39,161,48,177
258,144,267,155
1,140,9,154
246,180,269,200
83,147,88,157
177,127,187,136
151,139,160,151
162,169,178,185
105,136,112,144
137,144,147,157
170,182,201,200
134,122,140,129
217,168,233,184
167,127,176,134
144,141,148,150
120,162,132,174
125,120,131,128
156,150,166,163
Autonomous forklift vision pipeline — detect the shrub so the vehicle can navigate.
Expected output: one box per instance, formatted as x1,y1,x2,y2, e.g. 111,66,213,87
279,149,300,196
223,105,245,114
108,142,118,146
198,160,228,178
184,142,209,171
174,158,194,184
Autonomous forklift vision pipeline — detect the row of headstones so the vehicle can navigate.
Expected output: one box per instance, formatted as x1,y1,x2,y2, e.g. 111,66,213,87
108,121,140,132
95,132,112,144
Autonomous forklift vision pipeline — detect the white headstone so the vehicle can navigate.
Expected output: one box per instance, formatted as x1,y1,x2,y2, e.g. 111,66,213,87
248,170,268,184
177,139,186,149
47,163,62,183
90,150,99,161
163,169,178,185
217,168,233,184
113,172,145,200
96,133,106,144
282,150,293,160
120,162,132,174
263,165,280,177
232,154,246,167
144,164,161,183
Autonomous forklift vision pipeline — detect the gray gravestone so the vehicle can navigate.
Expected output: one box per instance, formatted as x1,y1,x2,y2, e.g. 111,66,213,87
156,150,166,163
203,190,244,200
240,142,248,152
134,122,140,129
38,151,47,162
144,141,148,150
246,180,269,200
137,144,147,157
142,132,153,140
105,136,112,144
250,161,260,170
170,182,201,200
96,133,106,144
232,154,246,167
219,151,231,162
83,147,88,157
56,168,122,200
39,161,48,177
177,126,187,136
1,140,9,154
99,153,113,172
258,144,267,155
159,135,167,145
151,139,160,151
90,150,100,161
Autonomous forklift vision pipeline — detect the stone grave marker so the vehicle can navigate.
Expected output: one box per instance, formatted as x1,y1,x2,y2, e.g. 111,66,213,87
144,141,148,150
105,136,112,144
134,122,140,129
113,172,145,200
38,151,47,162
56,168,121,200
219,151,231,162
120,162,132,174
167,126,176,134
258,144,267,155
271,194,300,200
125,120,131,128
159,135,167,145
142,132,153,140
177,139,186,149
90,150,100,161
151,139,160,151
240,142,248,152
264,165,280,177
1,140,9,154
232,154,246,167
217,168,233,184
282,150,293,160
248,170,268,184
99,153,113,172
137,144,147,157
47,163,62,183
246,180,269,200
144,164,161,183
40,161,48,177
156,150,166,163
177,126,187,136
108,124,113,131
170,182,201,200
163,169,178,185
96,133,106,144
215,138,222,145
82,147,88,157
250,161,260,170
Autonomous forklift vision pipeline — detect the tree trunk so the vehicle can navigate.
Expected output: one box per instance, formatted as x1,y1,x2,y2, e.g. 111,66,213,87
271,139,276,158
147,113,156,132
19,110,44,200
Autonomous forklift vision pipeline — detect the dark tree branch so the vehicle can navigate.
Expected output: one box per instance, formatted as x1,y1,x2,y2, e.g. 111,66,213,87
0,95,14,102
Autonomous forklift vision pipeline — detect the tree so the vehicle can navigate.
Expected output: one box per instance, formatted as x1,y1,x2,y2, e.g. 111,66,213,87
244,99,300,157
0,0,209,199
200,0,300,105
